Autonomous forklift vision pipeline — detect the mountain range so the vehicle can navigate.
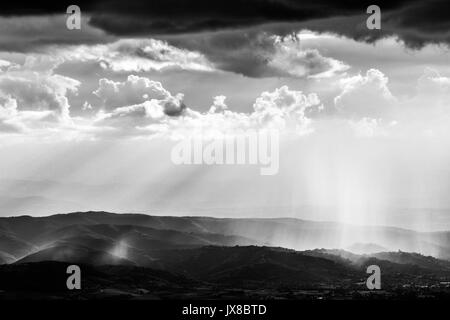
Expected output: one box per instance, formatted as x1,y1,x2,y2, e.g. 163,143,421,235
0,211,449,299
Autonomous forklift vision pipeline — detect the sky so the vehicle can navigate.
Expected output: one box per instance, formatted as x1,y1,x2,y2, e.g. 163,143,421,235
0,0,449,231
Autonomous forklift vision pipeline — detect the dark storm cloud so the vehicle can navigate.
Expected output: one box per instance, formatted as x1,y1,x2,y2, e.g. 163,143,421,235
288,0,450,48
383,0,450,48
0,0,405,20
1,0,448,47
84,0,392,35
0,0,448,53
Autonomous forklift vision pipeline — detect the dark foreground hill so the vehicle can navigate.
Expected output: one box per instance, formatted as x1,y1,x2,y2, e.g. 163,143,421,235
1,212,450,299
1,245,450,300
0,261,198,299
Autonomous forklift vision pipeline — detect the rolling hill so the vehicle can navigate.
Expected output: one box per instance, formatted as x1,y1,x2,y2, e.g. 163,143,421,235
1,211,449,260
0,211,449,299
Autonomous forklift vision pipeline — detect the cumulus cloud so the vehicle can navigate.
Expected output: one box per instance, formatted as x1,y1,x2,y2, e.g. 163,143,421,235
91,75,322,138
208,96,228,113
0,63,449,141
268,34,349,78
95,97,187,133
0,59,13,70
94,75,169,109
334,69,396,119
416,68,450,105
93,75,186,116
329,68,450,137
168,31,348,78
0,72,78,120
251,86,320,132
393,68,450,136
95,101,164,135
162,85,321,139
56,39,214,73
0,56,80,133
0,94,22,132
46,33,347,79
0,91,71,134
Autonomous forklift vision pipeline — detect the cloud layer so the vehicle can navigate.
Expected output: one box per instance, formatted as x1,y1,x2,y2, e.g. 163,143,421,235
1,51,449,143
1,0,448,49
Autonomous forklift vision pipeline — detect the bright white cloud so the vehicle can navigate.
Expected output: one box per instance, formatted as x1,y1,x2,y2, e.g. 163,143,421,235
0,59,13,70
92,77,321,139
331,68,450,137
0,94,22,132
0,56,80,133
0,53,449,142
55,38,214,73
334,69,396,119
269,34,349,78
93,75,186,119
415,68,450,108
208,95,228,113
93,75,174,109
394,68,450,137
146,84,320,139
251,85,320,133
56,33,345,79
